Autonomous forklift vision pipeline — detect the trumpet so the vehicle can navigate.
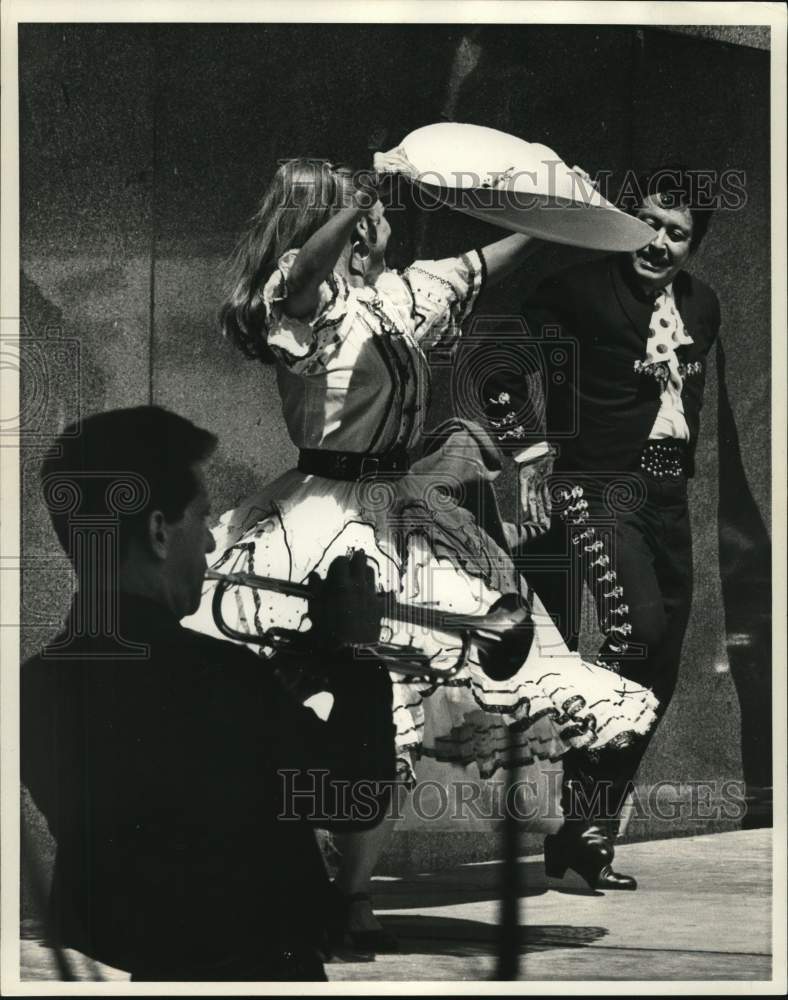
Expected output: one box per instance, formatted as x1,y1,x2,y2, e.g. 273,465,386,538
204,568,534,683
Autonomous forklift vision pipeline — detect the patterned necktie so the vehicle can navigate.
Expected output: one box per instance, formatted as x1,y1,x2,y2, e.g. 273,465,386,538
649,290,690,354
645,289,693,368
644,289,693,440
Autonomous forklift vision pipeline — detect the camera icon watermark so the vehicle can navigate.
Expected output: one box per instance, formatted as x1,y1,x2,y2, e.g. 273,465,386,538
1,318,81,445
428,313,580,445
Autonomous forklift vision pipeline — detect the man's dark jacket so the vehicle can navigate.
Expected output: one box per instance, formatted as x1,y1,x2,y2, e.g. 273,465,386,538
21,594,394,975
486,254,721,476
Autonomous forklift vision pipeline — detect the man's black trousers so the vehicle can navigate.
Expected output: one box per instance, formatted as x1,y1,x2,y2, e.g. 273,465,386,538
522,470,693,816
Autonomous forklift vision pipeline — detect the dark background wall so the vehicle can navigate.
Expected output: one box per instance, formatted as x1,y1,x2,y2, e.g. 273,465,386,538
19,24,771,882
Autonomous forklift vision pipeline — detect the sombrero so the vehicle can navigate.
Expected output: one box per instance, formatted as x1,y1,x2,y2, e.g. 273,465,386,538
400,122,654,252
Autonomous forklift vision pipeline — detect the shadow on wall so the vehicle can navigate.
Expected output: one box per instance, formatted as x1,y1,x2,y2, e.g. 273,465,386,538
19,272,94,658
715,338,772,826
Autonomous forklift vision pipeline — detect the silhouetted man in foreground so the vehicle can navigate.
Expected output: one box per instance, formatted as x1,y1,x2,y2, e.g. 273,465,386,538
21,406,394,981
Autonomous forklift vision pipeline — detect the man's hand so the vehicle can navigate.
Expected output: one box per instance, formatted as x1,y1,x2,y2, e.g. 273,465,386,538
308,550,383,650
276,551,385,709
518,451,554,532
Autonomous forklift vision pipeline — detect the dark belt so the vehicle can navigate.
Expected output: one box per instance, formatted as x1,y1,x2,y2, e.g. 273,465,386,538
639,439,688,482
298,447,410,481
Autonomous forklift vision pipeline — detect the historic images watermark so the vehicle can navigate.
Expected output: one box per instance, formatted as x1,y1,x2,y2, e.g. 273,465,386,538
277,770,748,825
275,160,749,214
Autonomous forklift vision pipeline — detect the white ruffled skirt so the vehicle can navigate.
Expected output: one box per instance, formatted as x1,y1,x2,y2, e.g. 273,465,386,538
183,466,658,783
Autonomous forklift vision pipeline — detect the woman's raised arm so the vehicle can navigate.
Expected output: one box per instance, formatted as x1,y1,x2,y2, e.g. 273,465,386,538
478,232,543,287
284,194,368,319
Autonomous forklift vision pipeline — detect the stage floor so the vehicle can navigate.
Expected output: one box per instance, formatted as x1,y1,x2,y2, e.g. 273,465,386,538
19,828,773,984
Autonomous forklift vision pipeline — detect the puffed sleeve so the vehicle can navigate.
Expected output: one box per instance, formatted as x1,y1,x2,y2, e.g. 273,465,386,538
262,249,350,375
401,249,486,348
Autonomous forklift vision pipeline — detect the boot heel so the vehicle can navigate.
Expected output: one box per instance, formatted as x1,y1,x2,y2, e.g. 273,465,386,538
545,860,568,878
543,836,567,879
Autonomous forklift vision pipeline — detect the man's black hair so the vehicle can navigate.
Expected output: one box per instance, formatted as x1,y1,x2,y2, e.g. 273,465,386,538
41,406,218,563
633,163,716,251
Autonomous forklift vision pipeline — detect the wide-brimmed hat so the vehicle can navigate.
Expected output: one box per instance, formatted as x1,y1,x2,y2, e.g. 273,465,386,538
400,122,654,252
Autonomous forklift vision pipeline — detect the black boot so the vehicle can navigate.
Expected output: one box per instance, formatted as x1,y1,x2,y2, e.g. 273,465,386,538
590,816,637,890
544,768,637,891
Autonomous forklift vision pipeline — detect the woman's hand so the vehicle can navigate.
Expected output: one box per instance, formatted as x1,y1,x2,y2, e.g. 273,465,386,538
373,146,419,180
570,164,599,197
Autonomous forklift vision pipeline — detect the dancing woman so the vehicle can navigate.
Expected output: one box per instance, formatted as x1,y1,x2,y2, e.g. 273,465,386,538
187,153,657,948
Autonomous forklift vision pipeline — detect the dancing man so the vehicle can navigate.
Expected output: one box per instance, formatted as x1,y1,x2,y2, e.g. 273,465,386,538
486,166,720,889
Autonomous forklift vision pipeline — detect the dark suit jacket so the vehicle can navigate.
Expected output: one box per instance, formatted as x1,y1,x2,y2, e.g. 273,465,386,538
486,254,720,477
21,593,394,975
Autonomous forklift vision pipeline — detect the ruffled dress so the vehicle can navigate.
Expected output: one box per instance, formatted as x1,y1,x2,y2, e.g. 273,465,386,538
184,249,658,781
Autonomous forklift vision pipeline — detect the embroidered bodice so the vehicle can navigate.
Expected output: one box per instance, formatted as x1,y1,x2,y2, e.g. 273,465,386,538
261,250,484,454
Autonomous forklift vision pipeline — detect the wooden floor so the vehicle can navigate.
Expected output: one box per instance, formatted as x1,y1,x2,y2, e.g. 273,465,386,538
18,828,775,985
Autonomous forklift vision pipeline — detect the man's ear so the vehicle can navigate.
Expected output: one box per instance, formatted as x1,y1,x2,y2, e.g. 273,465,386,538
147,509,170,561
355,216,370,243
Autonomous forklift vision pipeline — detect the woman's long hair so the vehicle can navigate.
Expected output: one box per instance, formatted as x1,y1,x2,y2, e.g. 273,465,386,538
220,159,358,363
